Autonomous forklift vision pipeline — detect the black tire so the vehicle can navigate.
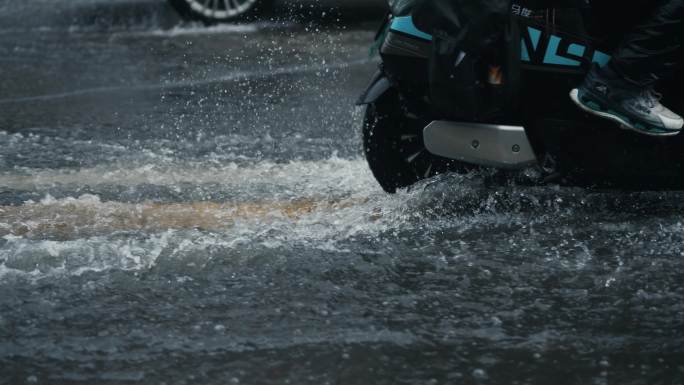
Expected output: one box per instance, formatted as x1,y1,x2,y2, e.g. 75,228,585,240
363,91,472,193
167,0,273,23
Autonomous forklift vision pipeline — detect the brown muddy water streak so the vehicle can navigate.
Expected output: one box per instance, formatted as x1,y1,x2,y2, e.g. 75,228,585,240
1,1,684,384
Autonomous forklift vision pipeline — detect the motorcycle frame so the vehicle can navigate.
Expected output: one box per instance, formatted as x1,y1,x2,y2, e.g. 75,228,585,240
360,6,684,189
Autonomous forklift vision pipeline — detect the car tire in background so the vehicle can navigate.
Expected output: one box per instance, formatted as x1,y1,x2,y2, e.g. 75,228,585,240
167,0,273,23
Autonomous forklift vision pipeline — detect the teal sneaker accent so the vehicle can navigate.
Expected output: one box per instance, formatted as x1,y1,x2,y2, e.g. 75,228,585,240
570,65,683,137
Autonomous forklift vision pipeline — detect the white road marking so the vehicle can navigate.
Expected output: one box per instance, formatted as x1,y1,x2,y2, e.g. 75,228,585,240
0,59,372,104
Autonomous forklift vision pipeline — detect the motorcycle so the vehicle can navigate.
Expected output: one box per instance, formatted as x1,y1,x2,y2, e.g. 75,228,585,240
358,1,684,193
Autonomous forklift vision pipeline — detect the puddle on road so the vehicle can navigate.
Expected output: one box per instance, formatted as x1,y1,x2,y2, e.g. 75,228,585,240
2,7,684,382
4,141,684,385
5,151,684,282
0,156,393,278
3,150,684,385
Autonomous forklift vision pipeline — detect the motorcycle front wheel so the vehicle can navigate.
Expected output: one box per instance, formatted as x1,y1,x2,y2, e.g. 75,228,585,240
362,90,471,193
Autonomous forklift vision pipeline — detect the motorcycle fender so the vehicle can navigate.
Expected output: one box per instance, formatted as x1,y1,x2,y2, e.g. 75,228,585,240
356,70,391,105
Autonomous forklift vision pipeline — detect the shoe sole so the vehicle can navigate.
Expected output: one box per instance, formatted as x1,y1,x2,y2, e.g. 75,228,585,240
569,89,680,137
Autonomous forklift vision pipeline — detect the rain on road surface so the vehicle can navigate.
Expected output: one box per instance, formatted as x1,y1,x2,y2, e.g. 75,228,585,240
1,1,684,384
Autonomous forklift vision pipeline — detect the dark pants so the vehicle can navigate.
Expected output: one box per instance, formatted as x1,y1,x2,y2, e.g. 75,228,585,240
609,0,684,85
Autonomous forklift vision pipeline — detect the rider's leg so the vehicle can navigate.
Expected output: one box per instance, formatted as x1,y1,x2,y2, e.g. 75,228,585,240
570,0,684,136
611,0,683,85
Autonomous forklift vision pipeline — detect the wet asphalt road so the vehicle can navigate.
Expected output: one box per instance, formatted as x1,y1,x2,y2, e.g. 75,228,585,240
2,1,684,385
